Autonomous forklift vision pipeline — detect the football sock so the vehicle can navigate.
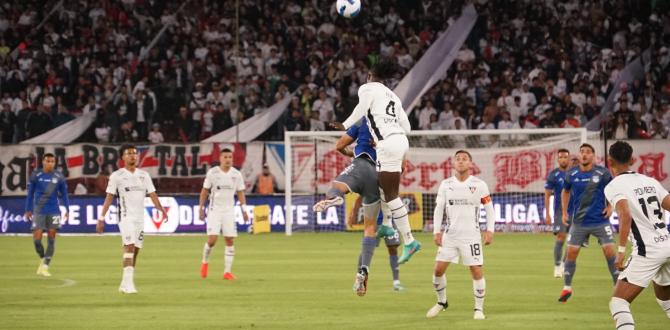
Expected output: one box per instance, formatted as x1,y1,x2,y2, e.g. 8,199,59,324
359,237,376,270
610,297,634,330
554,240,564,266
202,242,212,263
473,278,486,311
389,255,399,281
387,198,414,244
656,298,670,318
563,260,576,286
433,275,447,304
224,246,235,273
44,238,55,266
33,239,45,259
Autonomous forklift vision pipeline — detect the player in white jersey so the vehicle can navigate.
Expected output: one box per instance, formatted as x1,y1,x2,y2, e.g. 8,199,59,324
604,141,670,330
331,58,421,264
96,145,168,294
198,148,248,280
427,150,495,320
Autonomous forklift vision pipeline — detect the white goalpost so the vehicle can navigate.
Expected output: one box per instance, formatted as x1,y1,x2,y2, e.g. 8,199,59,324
284,128,589,236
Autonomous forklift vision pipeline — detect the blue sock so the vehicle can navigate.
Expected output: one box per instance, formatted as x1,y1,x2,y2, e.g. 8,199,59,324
45,238,55,265
33,240,45,259
359,237,377,270
389,255,399,281
554,240,564,266
564,260,576,286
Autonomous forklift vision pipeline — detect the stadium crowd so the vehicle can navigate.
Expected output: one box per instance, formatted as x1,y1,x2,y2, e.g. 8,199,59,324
0,0,669,144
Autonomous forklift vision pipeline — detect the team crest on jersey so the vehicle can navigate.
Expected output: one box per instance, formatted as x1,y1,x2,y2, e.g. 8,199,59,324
51,178,58,183
469,186,477,194
592,176,600,183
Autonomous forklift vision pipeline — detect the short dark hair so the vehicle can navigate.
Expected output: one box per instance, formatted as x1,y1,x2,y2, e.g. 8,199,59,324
221,148,233,153
370,58,397,81
609,141,633,165
455,150,472,161
119,144,136,156
557,148,570,154
43,153,55,158
579,143,595,153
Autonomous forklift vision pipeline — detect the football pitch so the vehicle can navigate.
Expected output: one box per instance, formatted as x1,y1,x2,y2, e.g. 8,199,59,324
0,233,667,329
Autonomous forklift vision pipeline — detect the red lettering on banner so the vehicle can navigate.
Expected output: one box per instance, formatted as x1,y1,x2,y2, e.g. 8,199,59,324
493,151,543,192
401,160,416,186
417,163,438,190
637,153,667,182
316,150,350,184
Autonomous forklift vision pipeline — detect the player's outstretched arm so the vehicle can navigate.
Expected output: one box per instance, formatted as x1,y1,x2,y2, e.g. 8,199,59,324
198,188,210,220
148,192,167,222
341,87,373,130
97,193,115,234
661,193,670,212
613,199,632,270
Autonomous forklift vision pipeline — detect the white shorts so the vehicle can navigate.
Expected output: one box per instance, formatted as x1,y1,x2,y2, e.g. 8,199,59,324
376,134,408,172
207,210,237,237
436,236,484,266
619,255,670,288
119,220,144,248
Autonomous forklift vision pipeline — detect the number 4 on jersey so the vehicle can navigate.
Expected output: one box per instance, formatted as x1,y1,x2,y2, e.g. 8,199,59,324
385,101,396,117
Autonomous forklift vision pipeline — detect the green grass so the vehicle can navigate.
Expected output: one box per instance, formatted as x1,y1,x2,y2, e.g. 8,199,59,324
0,233,667,329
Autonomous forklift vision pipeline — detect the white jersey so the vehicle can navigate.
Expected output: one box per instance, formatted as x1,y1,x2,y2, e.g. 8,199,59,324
342,82,411,142
203,166,245,212
106,168,156,223
604,171,670,257
433,176,493,239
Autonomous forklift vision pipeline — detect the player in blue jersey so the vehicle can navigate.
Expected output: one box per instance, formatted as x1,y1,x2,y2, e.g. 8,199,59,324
558,143,618,302
24,153,70,277
544,148,570,278
313,117,399,296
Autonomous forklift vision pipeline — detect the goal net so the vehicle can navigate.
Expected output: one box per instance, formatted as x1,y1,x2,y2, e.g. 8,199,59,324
284,128,589,235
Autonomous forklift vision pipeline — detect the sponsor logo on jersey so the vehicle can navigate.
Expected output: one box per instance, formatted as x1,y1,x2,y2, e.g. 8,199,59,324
448,199,471,206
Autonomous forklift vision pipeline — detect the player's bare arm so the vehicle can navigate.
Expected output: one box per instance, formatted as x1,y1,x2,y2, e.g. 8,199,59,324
544,189,553,225
198,188,210,220
613,199,631,271
96,193,115,234
148,192,167,222
329,122,345,131
237,190,249,222
335,134,355,157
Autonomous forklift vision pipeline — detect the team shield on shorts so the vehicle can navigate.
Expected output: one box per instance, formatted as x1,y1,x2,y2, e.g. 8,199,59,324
119,220,144,248
31,214,62,231
334,157,380,205
436,235,484,266
207,210,237,237
567,223,615,246
553,212,568,234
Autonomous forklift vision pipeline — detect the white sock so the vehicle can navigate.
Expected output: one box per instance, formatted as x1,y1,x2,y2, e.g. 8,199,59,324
387,197,414,244
473,278,486,312
563,285,572,291
380,198,393,227
657,298,670,318
610,297,635,329
224,246,235,273
433,275,447,304
123,266,134,284
202,243,212,263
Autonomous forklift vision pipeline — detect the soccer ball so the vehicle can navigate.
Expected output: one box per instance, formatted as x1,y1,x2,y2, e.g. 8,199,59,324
336,0,361,18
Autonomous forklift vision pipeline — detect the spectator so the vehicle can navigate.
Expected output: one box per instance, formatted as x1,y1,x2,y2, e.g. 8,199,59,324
286,108,306,131
613,115,629,139
1,103,15,143
312,90,334,124
418,100,437,130
26,105,52,138
253,164,279,194
309,110,325,131
53,106,75,128
95,122,111,143
649,119,669,139
119,121,138,142
148,123,165,143
212,104,233,134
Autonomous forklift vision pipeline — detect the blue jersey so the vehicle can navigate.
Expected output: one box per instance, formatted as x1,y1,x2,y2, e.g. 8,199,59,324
544,168,567,214
563,165,612,226
346,118,377,162
25,169,70,216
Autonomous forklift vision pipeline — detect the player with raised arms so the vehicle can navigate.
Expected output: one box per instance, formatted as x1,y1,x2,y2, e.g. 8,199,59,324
426,150,495,320
604,141,670,329
96,145,168,294
198,148,249,280
330,58,421,265
313,116,401,295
